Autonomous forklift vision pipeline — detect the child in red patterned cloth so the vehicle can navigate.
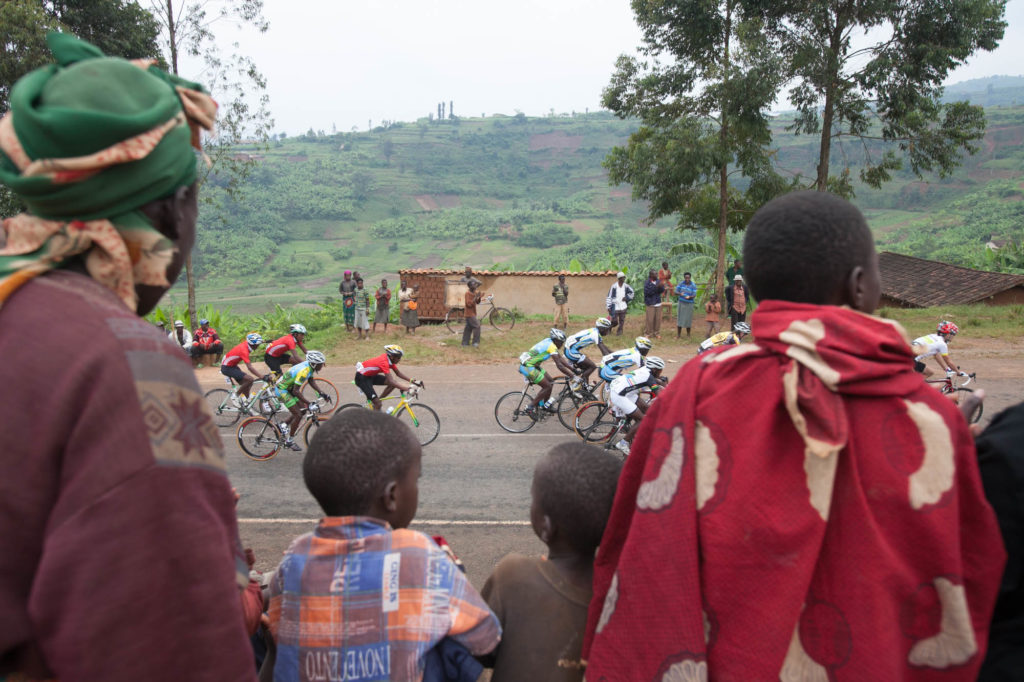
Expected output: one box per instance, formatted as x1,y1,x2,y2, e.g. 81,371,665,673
583,191,1005,681
265,409,500,682
480,442,621,682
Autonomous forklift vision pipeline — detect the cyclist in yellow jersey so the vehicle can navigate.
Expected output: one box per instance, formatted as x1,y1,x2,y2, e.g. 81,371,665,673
275,350,327,451
697,322,749,355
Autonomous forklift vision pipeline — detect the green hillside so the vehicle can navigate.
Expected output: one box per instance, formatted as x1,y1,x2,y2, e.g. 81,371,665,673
179,101,1024,314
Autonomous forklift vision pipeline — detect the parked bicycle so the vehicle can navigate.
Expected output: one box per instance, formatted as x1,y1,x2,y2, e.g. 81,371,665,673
444,295,515,333
926,371,983,423
236,403,326,461
205,373,340,427
337,383,440,446
495,376,581,432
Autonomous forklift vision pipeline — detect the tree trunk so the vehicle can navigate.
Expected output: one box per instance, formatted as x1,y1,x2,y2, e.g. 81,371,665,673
716,0,732,299
815,17,845,191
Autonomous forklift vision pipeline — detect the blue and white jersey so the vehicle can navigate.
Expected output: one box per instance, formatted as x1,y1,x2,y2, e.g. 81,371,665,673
564,327,601,363
598,348,643,382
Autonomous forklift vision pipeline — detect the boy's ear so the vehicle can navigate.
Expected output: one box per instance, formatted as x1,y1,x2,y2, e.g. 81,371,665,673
537,513,555,545
383,480,399,513
844,265,868,312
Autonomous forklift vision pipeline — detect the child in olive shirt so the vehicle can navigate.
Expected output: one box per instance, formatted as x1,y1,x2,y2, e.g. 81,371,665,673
480,442,622,681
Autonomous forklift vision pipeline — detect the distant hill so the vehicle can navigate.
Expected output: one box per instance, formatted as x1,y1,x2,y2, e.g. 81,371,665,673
179,105,1024,313
943,75,1024,107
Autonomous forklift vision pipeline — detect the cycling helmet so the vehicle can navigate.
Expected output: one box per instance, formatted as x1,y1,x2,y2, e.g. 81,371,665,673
550,328,567,343
384,344,404,361
199,318,209,325
290,323,307,335
645,355,665,370
733,322,751,334
306,350,326,365
173,319,184,328
937,321,959,336
595,317,613,331
246,333,263,347
635,336,653,352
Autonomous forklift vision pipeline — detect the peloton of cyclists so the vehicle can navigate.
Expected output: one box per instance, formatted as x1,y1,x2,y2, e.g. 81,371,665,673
563,317,614,385
274,350,328,451
597,336,653,385
265,323,308,376
912,321,967,379
355,344,422,411
608,355,666,456
697,321,750,355
518,328,577,420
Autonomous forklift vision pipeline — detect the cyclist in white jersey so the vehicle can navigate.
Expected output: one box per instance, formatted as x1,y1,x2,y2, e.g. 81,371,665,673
563,317,614,384
607,356,665,455
912,321,965,378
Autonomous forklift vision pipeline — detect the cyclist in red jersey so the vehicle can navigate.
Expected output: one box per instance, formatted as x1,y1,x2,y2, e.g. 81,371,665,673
221,333,269,407
355,344,421,410
265,323,308,376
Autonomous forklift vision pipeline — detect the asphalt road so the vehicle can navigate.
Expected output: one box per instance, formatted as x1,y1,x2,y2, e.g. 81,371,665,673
205,344,1023,590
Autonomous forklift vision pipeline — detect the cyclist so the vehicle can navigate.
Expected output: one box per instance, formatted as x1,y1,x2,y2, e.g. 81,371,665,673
519,328,577,419
597,336,653,385
608,355,666,456
912,321,966,378
275,350,328,451
355,344,420,411
265,323,308,376
563,317,614,385
221,333,268,408
697,322,749,355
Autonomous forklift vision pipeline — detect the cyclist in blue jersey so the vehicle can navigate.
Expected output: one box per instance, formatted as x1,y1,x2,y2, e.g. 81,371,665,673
597,336,653,385
518,328,576,420
563,317,614,385
275,350,327,451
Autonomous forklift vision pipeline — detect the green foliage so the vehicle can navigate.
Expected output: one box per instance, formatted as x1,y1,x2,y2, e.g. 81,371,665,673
513,223,579,248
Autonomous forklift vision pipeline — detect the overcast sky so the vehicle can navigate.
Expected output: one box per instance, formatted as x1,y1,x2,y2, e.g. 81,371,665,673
210,0,1024,136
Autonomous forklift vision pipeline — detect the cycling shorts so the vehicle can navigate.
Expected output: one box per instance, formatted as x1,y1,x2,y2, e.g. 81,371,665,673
265,353,292,375
609,389,640,418
518,364,546,384
355,372,387,401
913,360,927,374
275,387,300,409
220,364,246,383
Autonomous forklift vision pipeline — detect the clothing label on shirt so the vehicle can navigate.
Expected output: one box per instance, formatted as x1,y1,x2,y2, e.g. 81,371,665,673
303,644,390,681
382,552,401,613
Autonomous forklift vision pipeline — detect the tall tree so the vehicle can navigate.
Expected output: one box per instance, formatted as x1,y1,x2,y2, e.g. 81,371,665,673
0,0,161,217
146,0,272,328
603,0,790,297
779,0,1006,194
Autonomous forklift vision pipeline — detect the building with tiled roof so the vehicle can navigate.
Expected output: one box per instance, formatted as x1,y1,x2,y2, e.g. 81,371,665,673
879,252,1024,308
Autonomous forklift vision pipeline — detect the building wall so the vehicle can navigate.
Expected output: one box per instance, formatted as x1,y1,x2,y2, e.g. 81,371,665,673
399,272,621,320
985,287,1024,306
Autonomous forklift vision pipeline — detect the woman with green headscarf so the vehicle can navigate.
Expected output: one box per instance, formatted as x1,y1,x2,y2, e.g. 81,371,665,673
0,34,257,681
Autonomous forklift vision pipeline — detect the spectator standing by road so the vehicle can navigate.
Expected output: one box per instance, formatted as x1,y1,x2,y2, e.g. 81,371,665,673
462,279,483,347
338,270,356,331
399,280,419,334
353,277,372,340
726,258,744,283
552,274,569,329
0,34,255,680
658,261,673,320
725,274,748,328
606,272,633,336
373,278,391,334
704,292,723,338
643,270,665,338
675,272,697,338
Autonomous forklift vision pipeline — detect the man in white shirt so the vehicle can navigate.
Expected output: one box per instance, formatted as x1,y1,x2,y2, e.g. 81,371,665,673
606,272,634,337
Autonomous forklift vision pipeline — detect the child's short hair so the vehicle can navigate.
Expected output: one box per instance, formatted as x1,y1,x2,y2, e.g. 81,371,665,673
303,409,420,516
743,191,874,304
533,442,622,553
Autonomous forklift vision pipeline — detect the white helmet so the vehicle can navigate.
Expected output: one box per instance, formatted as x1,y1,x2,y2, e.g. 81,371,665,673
733,322,751,334
645,356,665,370
595,317,613,331
290,323,307,335
550,328,567,343
635,336,653,352
306,350,326,365
173,319,184,328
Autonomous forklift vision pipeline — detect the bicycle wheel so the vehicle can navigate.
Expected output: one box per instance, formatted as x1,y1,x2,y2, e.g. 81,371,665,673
488,307,516,332
204,388,242,427
952,387,983,424
444,308,464,334
495,390,537,433
237,417,282,461
302,415,330,447
557,388,588,431
304,378,339,415
574,401,618,443
396,402,441,446
337,403,367,412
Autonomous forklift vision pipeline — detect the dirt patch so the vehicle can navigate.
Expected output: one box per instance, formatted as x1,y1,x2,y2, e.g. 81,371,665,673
413,194,462,211
414,195,438,211
528,132,583,152
411,255,443,268
300,276,333,290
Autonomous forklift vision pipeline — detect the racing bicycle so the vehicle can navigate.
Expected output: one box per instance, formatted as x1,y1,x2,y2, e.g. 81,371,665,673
236,403,326,461
444,295,516,334
337,384,440,446
205,374,339,427
926,371,983,424
495,375,581,433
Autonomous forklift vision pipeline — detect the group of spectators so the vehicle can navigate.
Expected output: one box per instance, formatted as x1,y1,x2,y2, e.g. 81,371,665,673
338,269,421,336
159,317,224,364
